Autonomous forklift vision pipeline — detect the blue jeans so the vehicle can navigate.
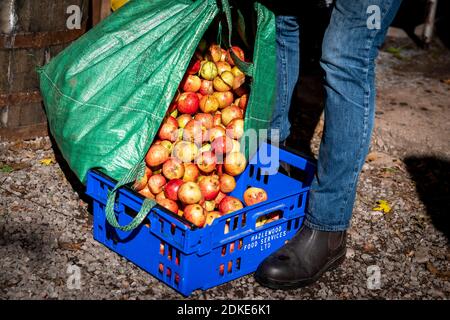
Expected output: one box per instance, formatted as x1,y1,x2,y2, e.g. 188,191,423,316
270,0,402,231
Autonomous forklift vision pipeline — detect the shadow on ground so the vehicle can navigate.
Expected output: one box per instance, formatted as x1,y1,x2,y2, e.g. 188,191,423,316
404,156,450,241
48,131,90,204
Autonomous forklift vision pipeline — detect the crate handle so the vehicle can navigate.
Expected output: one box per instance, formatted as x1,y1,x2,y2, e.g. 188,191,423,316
105,161,156,231
249,203,286,228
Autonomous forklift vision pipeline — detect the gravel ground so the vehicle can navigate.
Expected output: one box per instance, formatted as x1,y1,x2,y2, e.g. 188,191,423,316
0,35,449,300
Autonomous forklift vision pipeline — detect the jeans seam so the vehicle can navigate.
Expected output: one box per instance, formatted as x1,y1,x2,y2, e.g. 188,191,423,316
339,53,372,225
340,0,399,223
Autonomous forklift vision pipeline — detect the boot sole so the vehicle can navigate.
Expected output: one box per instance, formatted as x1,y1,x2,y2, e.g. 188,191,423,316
254,251,346,290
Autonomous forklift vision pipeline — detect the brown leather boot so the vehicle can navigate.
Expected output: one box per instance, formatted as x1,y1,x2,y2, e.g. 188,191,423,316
255,225,346,289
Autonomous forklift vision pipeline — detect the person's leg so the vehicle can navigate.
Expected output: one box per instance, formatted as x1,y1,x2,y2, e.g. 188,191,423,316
256,0,402,289
269,15,300,143
305,0,402,231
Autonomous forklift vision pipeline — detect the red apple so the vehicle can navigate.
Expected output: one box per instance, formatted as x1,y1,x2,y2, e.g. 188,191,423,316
221,106,243,126
183,163,200,182
133,173,148,191
177,114,192,128
187,58,201,75
201,200,216,212
231,66,244,78
183,204,206,227
208,44,222,62
208,125,226,142
221,48,227,61
138,186,155,199
196,151,217,174
224,152,247,176
134,167,151,191
225,46,245,66
172,141,199,163
235,97,241,107
200,61,218,80
162,158,185,180
158,117,178,142
160,140,174,153
165,115,178,127
213,112,222,126
214,191,227,207
219,196,244,214
156,191,166,202
157,198,179,213
211,135,233,156
238,94,248,110
219,174,236,193
243,187,268,206
213,71,234,92
183,119,207,144
232,74,246,90
217,163,224,176
178,182,202,205
199,79,214,95
145,144,170,167
177,92,199,114
181,75,201,92
199,95,220,114
230,139,241,153
226,118,244,140
216,61,232,74
213,91,234,109
144,167,153,179
205,211,221,226
198,175,220,200
148,174,166,194
164,179,184,201
194,113,214,129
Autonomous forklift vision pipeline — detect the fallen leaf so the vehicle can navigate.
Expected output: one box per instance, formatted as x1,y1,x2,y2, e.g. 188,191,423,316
385,46,404,59
383,167,397,173
58,242,83,251
373,200,392,214
440,79,450,85
40,158,55,166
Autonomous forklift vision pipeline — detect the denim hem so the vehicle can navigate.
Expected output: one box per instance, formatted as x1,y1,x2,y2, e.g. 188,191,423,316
304,217,349,232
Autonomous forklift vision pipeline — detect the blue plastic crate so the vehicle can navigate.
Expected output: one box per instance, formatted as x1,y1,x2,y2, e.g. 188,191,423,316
86,142,315,296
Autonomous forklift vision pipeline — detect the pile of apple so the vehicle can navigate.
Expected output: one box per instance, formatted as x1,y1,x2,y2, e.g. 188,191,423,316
133,41,268,228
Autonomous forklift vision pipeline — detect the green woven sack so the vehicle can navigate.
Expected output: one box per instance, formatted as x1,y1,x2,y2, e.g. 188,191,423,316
38,0,276,231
